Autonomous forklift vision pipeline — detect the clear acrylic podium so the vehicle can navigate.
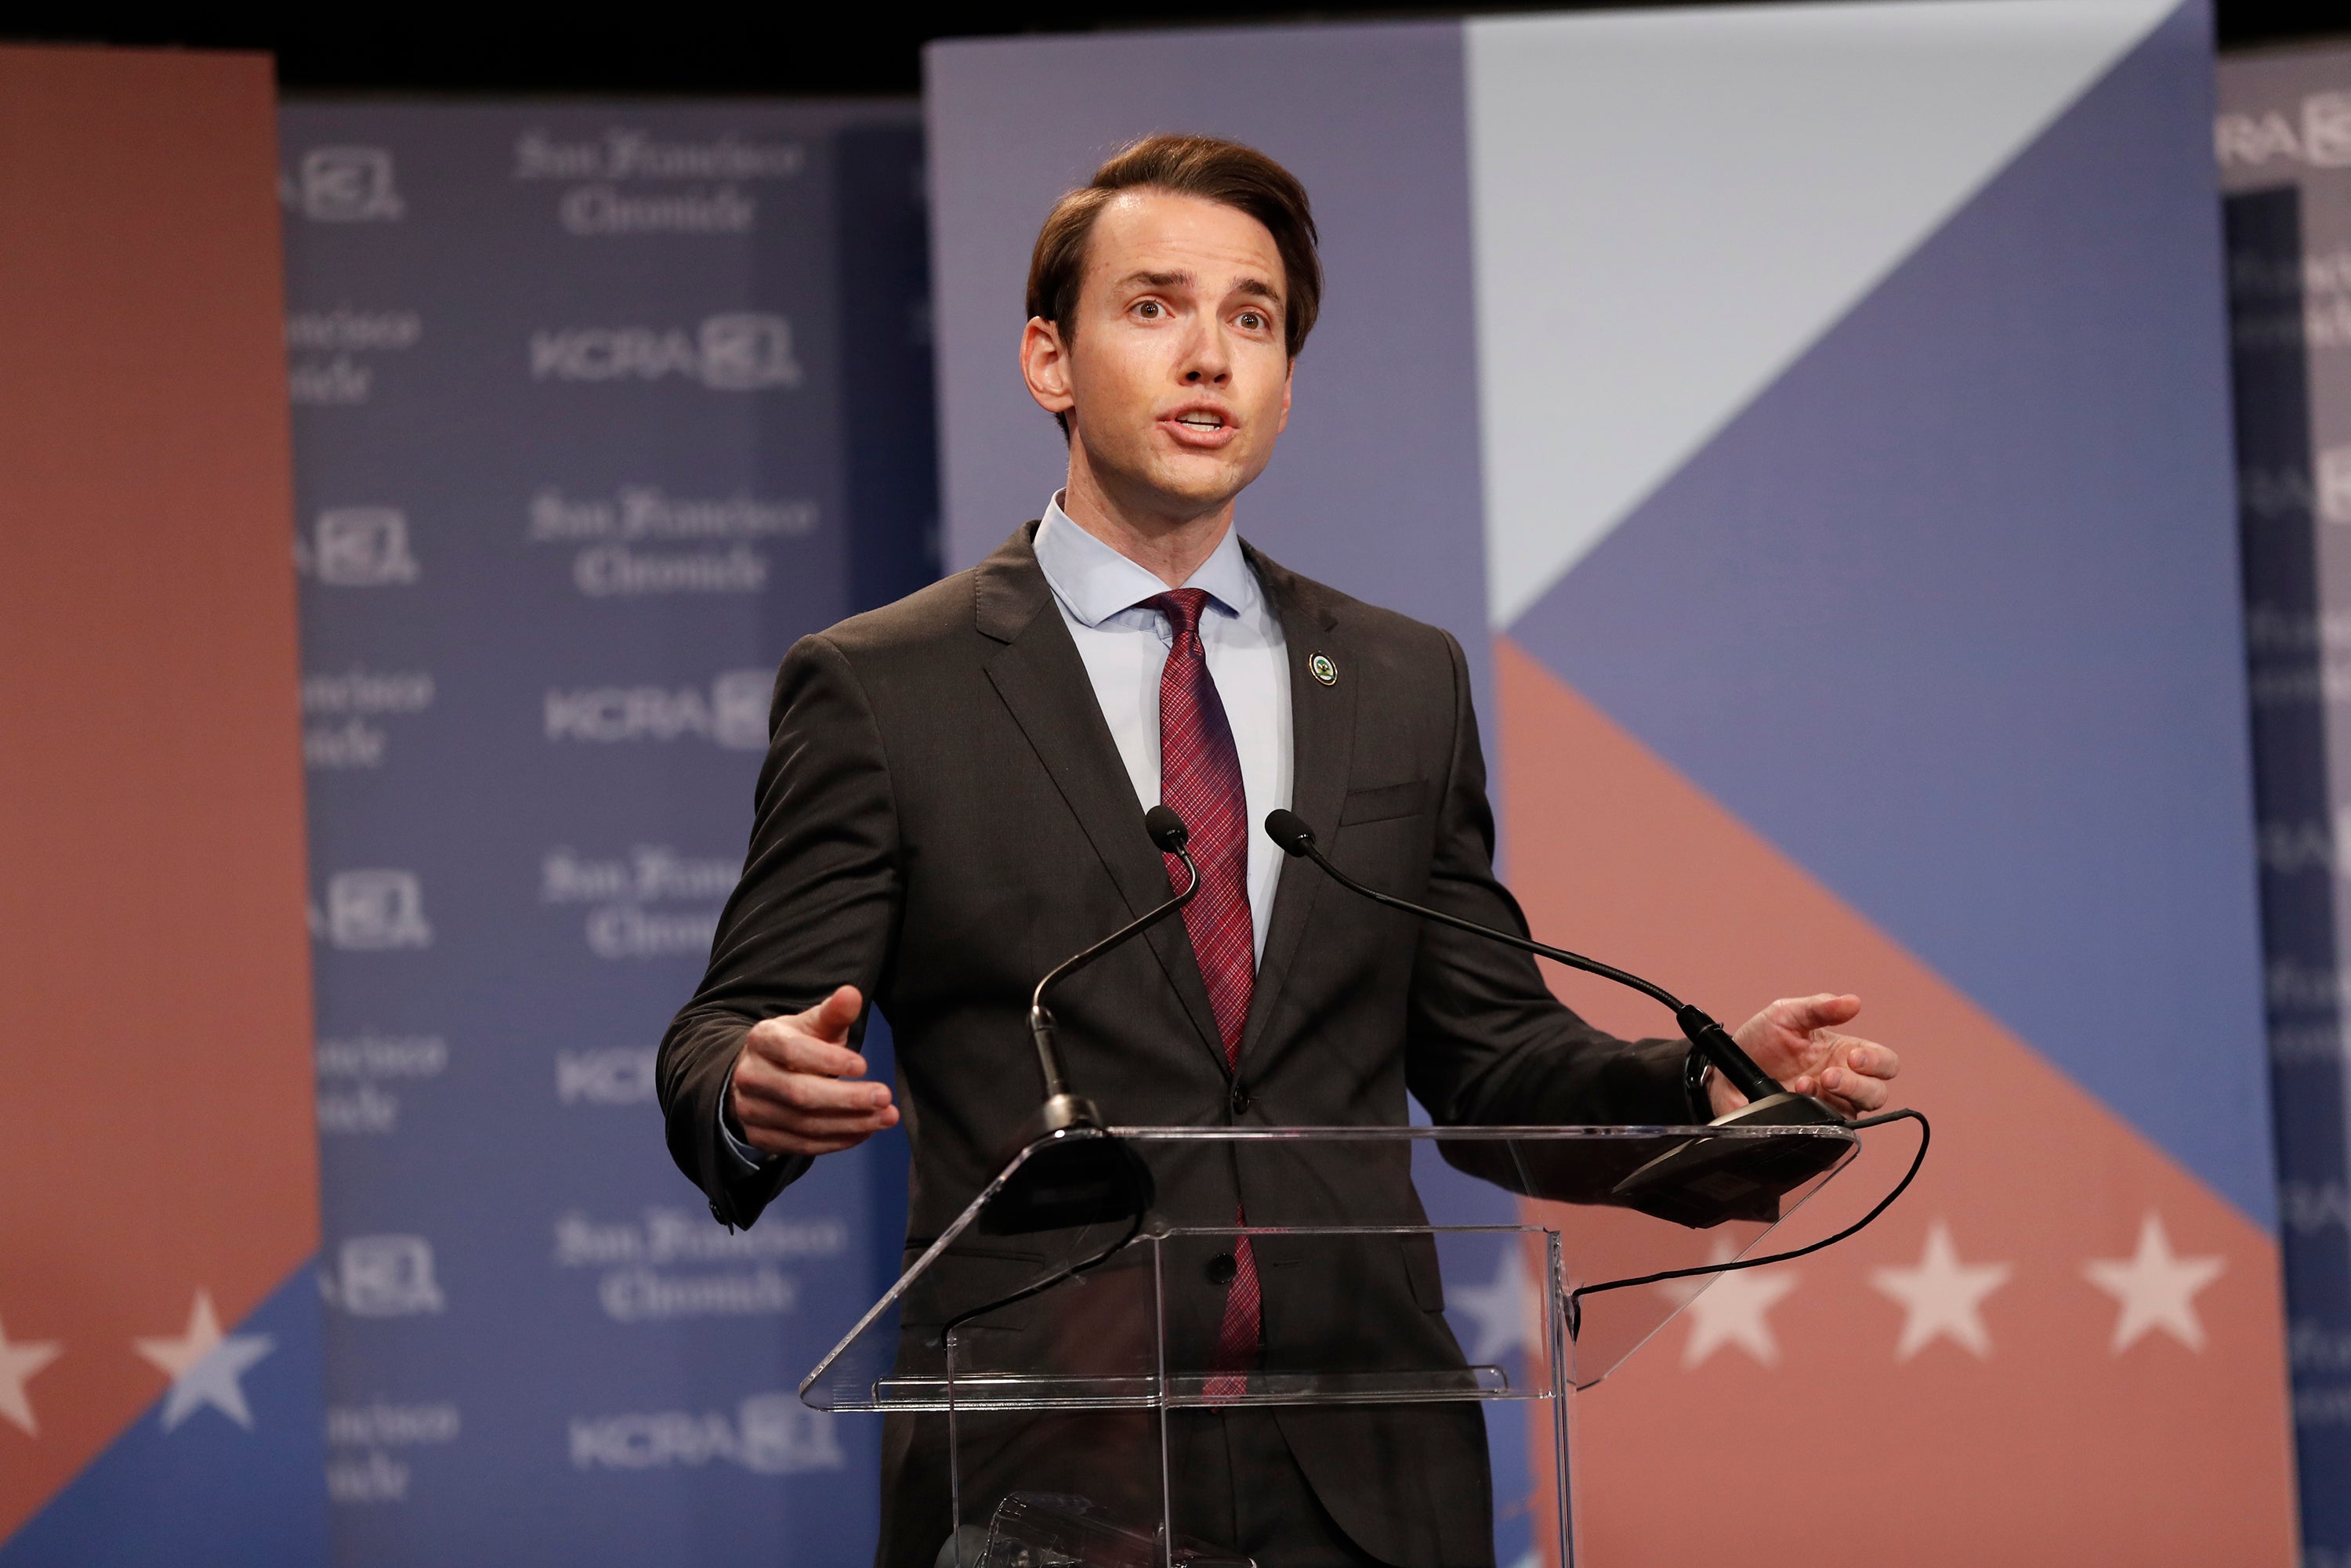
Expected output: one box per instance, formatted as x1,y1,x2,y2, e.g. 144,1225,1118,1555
802,1122,1858,1568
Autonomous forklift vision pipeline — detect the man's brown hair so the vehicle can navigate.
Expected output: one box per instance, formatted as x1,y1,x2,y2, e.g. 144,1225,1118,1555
1027,133,1323,386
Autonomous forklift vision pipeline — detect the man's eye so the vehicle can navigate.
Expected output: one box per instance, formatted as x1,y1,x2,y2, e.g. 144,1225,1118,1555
1238,311,1265,331
1136,300,1162,319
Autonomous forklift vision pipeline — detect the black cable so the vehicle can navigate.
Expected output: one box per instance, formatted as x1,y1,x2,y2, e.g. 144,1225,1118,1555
1570,1107,1929,1307
937,1209,1147,1343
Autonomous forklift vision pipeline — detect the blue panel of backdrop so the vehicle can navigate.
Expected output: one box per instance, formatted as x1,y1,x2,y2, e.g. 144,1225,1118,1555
279,103,933,1566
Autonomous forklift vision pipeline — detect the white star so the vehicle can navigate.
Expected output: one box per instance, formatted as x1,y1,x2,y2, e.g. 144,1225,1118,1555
2083,1211,2226,1353
1662,1242,1801,1368
0,1315,63,1436
1451,1241,1538,1363
133,1290,273,1432
1870,1220,2012,1361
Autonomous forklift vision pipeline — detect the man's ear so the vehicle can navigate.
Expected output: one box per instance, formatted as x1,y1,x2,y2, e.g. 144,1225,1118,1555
1020,316,1077,418
1277,359,1294,435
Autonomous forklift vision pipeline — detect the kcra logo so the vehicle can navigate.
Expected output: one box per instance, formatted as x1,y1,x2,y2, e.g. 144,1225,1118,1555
312,869,434,951
324,1235,446,1316
298,507,421,587
528,313,802,390
544,670,772,749
281,147,406,222
569,1393,842,1474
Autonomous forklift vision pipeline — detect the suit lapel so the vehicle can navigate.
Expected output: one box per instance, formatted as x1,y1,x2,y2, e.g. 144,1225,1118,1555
975,524,1227,1074
1240,545,1354,1059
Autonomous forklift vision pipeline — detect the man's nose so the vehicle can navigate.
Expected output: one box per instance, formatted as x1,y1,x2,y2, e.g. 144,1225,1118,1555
1179,324,1232,385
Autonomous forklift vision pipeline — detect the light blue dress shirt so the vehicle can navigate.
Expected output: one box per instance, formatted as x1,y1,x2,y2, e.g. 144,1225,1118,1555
1030,496,1294,950
723,498,1295,1170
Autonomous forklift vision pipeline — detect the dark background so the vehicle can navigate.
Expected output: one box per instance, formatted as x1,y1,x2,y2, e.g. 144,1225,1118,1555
3,2,2338,92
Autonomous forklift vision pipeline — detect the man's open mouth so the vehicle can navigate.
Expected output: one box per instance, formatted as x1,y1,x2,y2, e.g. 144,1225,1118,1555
1164,404,1240,444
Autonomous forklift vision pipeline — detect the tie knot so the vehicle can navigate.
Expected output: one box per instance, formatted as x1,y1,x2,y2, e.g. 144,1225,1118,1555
1147,588,1213,641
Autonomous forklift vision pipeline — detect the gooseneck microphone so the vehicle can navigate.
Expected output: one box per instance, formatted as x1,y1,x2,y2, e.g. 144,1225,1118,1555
1024,803,1199,1134
981,806,1194,1236
1262,809,1806,1113
1262,808,1852,1226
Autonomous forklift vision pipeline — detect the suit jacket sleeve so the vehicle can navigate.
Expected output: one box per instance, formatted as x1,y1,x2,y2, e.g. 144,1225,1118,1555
1401,630,1695,1129
658,632,902,1229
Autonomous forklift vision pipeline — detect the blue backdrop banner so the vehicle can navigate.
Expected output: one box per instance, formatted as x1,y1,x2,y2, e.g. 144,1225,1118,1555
2220,44,2351,1559
280,102,933,1566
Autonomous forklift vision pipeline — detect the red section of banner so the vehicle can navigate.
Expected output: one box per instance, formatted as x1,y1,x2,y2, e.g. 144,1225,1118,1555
0,46,314,1542
1495,639,2296,1564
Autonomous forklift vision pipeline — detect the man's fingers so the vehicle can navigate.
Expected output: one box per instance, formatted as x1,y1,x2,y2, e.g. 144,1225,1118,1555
1839,1039,1899,1081
801,984,864,1043
737,1096,900,1136
1773,992,1861,1032
1820,1063,1890,1113
743,1017,868,1078
735,1059,893,1115
777,1030,877,1081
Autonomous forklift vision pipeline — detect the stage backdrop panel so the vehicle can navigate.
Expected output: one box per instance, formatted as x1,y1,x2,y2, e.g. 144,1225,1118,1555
929,2,2295,1563
277,102,933,1566
0,46,327,1568
2220,41,2351,1562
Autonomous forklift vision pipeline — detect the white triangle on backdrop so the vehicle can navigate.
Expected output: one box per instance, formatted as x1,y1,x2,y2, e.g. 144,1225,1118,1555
1466,0,2181,632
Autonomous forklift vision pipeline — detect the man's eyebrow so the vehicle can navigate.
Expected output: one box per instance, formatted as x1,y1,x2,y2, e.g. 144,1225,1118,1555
1110,269,1284,310
1230,276,1284,310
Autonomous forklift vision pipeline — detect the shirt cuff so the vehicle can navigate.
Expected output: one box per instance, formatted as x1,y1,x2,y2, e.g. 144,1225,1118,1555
718,1062,773,1171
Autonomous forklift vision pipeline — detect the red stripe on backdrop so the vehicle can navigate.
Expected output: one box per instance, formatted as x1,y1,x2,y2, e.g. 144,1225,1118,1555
1495,639,2296,1565
0,47,314,1542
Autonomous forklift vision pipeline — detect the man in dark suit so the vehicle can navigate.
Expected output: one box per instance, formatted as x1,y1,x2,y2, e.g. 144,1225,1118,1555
661,134,1899,1566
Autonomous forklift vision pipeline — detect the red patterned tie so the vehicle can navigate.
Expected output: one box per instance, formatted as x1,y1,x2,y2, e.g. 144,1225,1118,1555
1146,589,1261,1394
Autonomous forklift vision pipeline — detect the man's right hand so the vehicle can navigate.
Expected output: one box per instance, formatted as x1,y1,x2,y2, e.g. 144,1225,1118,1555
728,985,900,1157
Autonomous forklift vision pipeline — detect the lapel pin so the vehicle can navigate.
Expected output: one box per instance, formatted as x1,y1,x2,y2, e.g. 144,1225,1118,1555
1309,652,1338,686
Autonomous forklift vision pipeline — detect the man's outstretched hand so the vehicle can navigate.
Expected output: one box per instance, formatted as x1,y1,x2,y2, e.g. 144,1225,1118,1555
729,985,900,1157
1715,993,1900,1120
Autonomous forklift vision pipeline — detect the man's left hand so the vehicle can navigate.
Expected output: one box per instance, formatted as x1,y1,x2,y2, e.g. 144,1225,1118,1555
1712,993,1900,1119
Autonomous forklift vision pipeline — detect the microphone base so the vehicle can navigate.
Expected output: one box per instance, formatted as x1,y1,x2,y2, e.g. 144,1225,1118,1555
980,1101,1156,1237
1610,1092,1854,1229
1028,1092,1103,1139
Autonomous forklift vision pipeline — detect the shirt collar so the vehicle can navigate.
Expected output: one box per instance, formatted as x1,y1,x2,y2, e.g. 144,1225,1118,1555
1034,494,1259,630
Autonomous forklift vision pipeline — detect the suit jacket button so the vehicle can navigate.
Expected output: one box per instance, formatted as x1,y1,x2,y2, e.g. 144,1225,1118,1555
1204,1252,1238,1286
1229,1087,1252,1115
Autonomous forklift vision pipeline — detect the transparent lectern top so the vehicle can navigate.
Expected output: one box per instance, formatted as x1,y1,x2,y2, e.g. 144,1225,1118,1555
802,1121,1857,1412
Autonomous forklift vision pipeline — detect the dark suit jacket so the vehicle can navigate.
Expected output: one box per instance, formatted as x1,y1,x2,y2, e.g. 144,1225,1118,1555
660,523,1694,1566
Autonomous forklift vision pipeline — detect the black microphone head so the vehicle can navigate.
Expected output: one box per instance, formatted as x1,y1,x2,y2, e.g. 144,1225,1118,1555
1145,804,1189,853
1264,809,1315,856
